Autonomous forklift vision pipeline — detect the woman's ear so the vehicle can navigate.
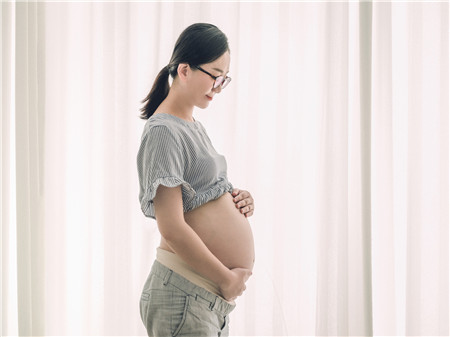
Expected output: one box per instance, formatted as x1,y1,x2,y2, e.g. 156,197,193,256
177,63,191,82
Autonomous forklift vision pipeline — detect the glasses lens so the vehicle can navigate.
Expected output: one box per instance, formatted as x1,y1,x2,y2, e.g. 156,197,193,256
214,76,224,89
222,77,231,89
213,76,231,89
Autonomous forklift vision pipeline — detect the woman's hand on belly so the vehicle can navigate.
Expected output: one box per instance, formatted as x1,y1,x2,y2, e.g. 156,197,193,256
219,267,252,301
231,188,255,218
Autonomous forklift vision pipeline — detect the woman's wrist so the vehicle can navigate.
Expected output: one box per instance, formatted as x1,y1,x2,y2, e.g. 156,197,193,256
215,267,233,289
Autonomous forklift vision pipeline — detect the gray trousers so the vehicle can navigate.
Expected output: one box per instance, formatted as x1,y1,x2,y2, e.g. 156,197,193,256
140,260,236,337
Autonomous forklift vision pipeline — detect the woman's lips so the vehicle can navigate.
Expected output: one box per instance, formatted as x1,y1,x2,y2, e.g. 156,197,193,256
206,95,213,101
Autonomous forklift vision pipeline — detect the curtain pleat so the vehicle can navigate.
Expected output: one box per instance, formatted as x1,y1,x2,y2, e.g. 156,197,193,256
13,1,46,336
1,2,18,336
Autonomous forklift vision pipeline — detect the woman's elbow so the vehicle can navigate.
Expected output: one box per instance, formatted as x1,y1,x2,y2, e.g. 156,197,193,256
156,217,185,243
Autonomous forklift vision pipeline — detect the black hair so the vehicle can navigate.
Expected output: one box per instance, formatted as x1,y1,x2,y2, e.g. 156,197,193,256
138,23,230,120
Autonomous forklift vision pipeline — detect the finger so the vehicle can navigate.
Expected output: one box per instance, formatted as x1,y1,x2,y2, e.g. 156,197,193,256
237,195,253,207
239,190,250,199
232,188,240,197
233,193,242,202
240,205,252,214
236,199,248,208
233,190,250,202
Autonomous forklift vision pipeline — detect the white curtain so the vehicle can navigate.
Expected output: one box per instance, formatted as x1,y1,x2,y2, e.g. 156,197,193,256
1,1,448,336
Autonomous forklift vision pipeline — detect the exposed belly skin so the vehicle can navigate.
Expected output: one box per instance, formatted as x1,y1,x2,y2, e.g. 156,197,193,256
159,192,255,271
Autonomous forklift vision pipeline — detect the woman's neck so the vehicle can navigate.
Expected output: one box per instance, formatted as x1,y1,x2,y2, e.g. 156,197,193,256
160,87,195,122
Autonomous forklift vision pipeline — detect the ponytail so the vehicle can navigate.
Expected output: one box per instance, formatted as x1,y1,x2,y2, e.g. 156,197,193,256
139,65,172,120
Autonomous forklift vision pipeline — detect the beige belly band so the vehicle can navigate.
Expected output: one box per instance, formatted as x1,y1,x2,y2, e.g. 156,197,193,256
156,247,228,301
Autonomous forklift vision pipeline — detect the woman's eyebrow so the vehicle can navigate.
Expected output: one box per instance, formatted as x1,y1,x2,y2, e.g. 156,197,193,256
213,67,229,74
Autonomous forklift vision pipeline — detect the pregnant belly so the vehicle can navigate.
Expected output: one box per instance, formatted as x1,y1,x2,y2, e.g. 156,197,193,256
160,192,255,271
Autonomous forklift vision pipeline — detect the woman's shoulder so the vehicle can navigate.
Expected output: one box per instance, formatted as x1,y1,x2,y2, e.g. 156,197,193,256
143,113,199,147
148,112,202,133
145,113,182,132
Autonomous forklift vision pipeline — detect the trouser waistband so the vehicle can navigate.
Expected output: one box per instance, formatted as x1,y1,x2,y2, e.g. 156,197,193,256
151,259,236,316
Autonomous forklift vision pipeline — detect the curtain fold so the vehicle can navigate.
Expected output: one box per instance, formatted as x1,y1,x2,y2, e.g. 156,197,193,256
315,1,374,335
1,2,18,335
2,1,46,336
1,1,448,336
14,1,46,336
403,3,448,334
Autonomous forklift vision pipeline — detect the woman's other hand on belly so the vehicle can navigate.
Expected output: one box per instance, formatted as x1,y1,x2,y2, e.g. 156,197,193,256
231,188,255,218
218,267,252,301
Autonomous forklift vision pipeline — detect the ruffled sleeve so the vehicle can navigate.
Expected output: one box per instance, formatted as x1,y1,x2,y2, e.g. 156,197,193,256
137,125,196,219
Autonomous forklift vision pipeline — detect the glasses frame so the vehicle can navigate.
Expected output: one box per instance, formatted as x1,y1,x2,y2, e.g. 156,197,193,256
192,65,231,89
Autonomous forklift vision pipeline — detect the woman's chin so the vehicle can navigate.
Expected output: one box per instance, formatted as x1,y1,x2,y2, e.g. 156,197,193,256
196,102,210,109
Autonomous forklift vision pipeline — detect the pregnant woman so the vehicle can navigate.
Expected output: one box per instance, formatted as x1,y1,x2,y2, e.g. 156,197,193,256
137,23,255,336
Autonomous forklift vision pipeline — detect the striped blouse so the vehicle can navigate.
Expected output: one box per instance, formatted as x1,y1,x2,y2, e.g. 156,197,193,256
137,113,234,220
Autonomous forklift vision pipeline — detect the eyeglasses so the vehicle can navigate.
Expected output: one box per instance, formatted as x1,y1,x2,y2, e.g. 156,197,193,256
192,65,232,89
